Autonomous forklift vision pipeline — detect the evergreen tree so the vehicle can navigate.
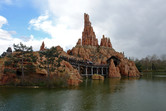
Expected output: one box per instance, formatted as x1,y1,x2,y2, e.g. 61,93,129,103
39,47,62,82
13,42,33,83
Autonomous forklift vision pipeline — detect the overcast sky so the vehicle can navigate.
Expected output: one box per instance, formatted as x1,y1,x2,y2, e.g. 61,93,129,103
0,0,166,59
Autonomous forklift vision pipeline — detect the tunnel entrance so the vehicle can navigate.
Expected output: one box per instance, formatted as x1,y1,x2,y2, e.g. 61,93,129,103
107,56,120,66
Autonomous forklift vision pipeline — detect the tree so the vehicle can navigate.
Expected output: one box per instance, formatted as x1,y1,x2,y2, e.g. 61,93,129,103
13,42,33,83
152,63,156,71
134,59,142,72
39,47,62,82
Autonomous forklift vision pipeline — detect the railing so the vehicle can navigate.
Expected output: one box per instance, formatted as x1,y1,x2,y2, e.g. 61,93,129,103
60,56,109,76
60,56,109,68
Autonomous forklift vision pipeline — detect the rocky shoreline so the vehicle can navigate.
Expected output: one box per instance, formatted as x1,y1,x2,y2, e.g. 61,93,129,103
0,13,140,87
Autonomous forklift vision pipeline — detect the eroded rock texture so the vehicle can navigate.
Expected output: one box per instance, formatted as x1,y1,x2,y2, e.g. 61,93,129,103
82,13,98,46
109,59,121,78
40,41,45,51
68,13,140,77
100,35,112,48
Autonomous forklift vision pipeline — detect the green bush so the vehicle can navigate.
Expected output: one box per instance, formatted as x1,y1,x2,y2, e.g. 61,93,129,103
31,56,37,62
4,61,12,66
24,64,36,74
4,68,16,74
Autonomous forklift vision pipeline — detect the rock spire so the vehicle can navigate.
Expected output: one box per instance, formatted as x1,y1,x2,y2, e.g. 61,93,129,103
40,41,45,51
100,35,112,48
82,13,98,46
76,13,113,48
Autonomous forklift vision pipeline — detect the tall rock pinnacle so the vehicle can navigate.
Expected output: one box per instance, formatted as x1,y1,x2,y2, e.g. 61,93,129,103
40,41,45,51
84,13,91,26
100,35,112,48
82,13,98,46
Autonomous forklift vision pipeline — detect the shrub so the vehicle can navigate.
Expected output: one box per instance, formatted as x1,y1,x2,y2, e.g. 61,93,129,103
24,64,36,74
4,61,12,66
31,56,37,62
4,68,16,74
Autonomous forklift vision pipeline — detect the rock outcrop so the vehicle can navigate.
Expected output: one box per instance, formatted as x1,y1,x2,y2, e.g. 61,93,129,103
118,59,140,77
68,13,140,77
100,35,112,48
109,59,121,77
92,74,104,80
82,13,98,46
77,13,113,48
0,45,82,86
76,39,82,46
0,13,140,87
40,41,45,51
36,46,82,86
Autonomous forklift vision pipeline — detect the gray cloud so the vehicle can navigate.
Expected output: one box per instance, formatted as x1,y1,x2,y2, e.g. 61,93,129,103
89,0,166,59
33,0,166,59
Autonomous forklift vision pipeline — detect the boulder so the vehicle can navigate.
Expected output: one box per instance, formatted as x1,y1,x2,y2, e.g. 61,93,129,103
92,74,104,80
118,59,140,77
109,59,121,78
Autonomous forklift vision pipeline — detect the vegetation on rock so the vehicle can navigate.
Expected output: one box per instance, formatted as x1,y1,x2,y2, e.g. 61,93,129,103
0,13,142,87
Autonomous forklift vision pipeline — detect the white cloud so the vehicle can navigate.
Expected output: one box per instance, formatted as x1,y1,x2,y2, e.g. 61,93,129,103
1,0,166,59
29,0,109,52
0,16,47,55
0,16,7,28
0,15,18,54
0,29,12,40
0,16,12,41
30,0,166,59
29,12,82,50
0,15,68,55
0,0,12,5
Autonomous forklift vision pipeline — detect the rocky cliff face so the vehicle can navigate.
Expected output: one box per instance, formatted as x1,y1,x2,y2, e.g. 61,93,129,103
82,13,98,46
0,46,82,86
109,59,121,78
68,13,140,77
100,35,112,48
0,13,140,86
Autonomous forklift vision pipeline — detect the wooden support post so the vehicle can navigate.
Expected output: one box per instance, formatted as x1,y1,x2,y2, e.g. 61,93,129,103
91,66,93,75
78,65,80,74
106,68,108,75
97,67,98,74
86,66,88,77
102,67,103,75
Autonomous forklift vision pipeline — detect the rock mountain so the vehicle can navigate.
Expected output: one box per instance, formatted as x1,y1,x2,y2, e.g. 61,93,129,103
67,13,140,77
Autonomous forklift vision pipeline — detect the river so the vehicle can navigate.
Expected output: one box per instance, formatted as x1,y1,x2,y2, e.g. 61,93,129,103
0,72,166,111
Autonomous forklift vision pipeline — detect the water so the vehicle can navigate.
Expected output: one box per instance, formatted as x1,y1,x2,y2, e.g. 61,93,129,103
1,72,166,111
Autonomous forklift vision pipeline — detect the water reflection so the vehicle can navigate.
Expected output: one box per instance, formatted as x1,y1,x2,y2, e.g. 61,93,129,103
1,72,166,111
142,72,166,82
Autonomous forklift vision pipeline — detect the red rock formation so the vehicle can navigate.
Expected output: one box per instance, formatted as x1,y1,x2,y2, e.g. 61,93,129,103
109,59,121,78
108,38,112,48
100,35,112,48
68,42,140,77
56,45,63,51
118,59,140,77
76,39,82,45
0,74,16,85
92,74,104,80
61,60,82,86
82,13,98,46
40,41,45,51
